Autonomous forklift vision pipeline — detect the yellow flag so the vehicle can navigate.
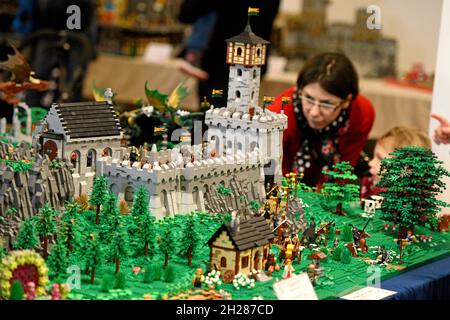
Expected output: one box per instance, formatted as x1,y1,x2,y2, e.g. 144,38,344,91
248,7,260,16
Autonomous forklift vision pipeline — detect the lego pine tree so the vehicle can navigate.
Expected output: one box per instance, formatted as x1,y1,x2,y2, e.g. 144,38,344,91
341,247,352,264
376,146,450,238
14,218,39,250
35,202,58,259
90,175,109,224
9,280,24,300
322,161,360,216
104,194,130,273
47,238,68,278
84,233,103,284
141,213,156,258
180,212,200,266
159,221,175,268
59,201,82,255
130,186,150,229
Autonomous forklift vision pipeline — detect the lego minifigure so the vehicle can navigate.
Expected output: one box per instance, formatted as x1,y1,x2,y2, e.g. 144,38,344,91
192,268,205,288
264,253,279,276
359,238,368,254
51,283,61,300
375,246,390,264
307,263,317,286
25,282,36,300
282,259,295,279
301,218,316,246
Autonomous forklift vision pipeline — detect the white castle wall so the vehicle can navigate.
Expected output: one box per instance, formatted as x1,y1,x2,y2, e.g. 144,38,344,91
205,107,287,183
227,65,261,113
96,146,267,219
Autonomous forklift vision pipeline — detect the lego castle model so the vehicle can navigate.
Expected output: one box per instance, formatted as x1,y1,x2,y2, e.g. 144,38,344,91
30,21,288,219
278,0,397,78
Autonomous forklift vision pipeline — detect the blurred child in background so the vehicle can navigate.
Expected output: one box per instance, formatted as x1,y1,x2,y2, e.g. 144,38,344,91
362,126,431,198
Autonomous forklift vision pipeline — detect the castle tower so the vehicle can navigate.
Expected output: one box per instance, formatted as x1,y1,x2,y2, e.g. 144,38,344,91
225,22,269,114
205,9,288,185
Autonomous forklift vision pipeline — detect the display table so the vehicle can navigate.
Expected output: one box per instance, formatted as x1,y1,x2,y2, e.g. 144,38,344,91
382,255,450,300
84,55,433,140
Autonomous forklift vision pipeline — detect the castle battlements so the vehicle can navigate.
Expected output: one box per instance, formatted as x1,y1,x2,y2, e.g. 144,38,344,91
95,145,266,218
205,107,287,131
97,146,267,185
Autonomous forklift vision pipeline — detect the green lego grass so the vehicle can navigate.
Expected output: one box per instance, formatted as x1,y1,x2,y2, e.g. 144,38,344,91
60,191,450,300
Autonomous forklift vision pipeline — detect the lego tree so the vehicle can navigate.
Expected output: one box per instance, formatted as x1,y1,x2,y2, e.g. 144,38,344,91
342,224,354,242
104,194,130,273
141,212,156,258
90,175,109,224
9,280,24,300
332,245,343,261
130,186,150,229
159,221,175,268
179,212,200,266
341,247,352,264
47,239,69,278
376,146,450,238
59,200,82,255
35,202,58,259
84,233,103,284
321,161,360,216
14,218,39,250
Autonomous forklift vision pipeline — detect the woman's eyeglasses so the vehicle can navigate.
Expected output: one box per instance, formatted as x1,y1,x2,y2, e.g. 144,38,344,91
298,90,344,115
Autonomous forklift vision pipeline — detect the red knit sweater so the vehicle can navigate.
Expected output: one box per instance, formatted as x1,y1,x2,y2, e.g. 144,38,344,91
269,86,375,185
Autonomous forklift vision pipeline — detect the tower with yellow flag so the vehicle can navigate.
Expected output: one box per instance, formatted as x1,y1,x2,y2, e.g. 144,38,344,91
205,8,288,184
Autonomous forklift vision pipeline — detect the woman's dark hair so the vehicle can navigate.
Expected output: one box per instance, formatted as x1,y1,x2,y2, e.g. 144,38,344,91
297,52,359,101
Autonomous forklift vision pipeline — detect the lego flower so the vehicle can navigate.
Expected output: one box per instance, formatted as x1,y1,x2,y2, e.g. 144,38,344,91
132,266,141,275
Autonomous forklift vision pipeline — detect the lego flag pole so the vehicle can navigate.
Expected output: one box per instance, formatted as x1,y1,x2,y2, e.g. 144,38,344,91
430,0,450,210
247,7,259,25
211,89,223,108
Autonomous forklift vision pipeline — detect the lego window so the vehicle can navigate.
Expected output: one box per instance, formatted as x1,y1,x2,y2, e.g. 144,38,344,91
241,256,249,268
250,141,259,152
70,150,81,173
125,186,134,202
253,70,257,79
253,252,261,269
102,147,112,157
237,68,242,77
110,183,119,196
256,48,261,57
236,90,241,99
87,149,96,168
42,140,58,161
236,47,242,56
220,257,227,268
